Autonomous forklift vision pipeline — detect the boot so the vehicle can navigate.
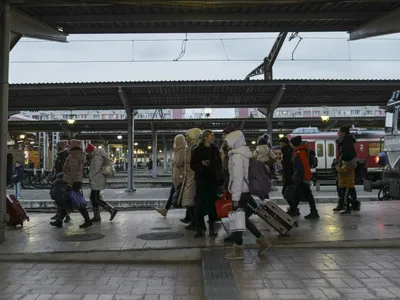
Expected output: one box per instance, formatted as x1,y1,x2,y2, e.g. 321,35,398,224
208,222,217,238
180,208,191,224
156,207,168,217
79,208,94,228
110,209,118,221
256,235,271,255
304,211,320,220
51,213,59,220
340,209,351,215
50,219,63,228
64,214,71,223
333,205,345,212
224,244,244,260
91,207,101,222
98,198,118,221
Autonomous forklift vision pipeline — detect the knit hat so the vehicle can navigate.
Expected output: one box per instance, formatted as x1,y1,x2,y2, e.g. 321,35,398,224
69,139,82,149
290,136,302,147
222,126,237,135
85,143,96,154
56,141,68,151
279,137,289,145
186,128,201,142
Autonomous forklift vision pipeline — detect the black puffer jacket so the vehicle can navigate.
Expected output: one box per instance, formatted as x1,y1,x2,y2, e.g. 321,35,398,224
338,134,357,161
281,144,294,181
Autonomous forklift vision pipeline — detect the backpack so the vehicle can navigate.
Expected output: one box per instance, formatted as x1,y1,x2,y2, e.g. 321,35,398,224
102,158,116,177
246,158,272,200
308,149,318,168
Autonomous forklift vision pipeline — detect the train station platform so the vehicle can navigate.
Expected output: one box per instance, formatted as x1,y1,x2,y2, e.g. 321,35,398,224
6,186,377,211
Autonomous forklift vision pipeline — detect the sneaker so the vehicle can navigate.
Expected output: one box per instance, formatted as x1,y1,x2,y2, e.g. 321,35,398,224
51,213,59,220
194,231,205,238
64,215,71,223
209,230,218,238
224,244,244,260
79,220,94,228
50,220,63,228
333,206,345,212
156,207,167,217
340,210,351,215
110,209,118,221
180,218,190,224
304,211,320,220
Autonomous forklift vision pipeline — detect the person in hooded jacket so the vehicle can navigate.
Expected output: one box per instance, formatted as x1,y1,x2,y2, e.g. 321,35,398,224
85,143,118,222
333,126,360,212
221,126,237,192
50,139,93,228
49,141,71,222
290,136,319,220
190,130,223,238
11,161,24,200
279,136,299,215
156,134,187,217
224,130,271,260
253,134,278,179
178,128,201,228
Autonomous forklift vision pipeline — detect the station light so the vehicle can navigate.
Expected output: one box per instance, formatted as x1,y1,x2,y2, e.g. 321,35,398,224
134,142,138,146
98,146,102,149
278,134,284,139
117,135,122,140
321,115,330,122
251,141,256,145
159,150,162,153
66,118,76,125
148,146,152,150
19,134,25,139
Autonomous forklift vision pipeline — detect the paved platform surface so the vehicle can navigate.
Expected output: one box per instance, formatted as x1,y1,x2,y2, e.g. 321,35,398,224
0,262,203,300
6,186,379,210
1,202,400,258
228,248,400,300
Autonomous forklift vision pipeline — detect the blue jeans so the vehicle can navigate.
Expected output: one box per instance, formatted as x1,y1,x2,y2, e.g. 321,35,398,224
14,182,22,199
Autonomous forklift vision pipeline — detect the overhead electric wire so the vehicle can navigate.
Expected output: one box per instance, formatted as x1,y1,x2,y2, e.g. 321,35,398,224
10,58,400,64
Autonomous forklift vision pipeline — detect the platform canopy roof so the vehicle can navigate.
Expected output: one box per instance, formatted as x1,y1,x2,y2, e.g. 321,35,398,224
7,116,384,133
9,79,400,111
9,0,400,36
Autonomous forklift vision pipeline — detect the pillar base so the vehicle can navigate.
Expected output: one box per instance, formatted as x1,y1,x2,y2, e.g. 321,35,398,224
125,188,137,193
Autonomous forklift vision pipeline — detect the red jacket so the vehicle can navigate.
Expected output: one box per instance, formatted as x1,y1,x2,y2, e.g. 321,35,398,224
292,143,312,184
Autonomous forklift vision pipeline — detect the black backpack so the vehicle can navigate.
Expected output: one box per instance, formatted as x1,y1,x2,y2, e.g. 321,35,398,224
308,149,318,168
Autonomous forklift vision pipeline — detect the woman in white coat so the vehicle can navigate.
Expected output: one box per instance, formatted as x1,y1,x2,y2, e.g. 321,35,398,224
224,130,271,260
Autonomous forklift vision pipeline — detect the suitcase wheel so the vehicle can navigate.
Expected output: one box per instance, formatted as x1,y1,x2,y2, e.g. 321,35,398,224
294,221,299,228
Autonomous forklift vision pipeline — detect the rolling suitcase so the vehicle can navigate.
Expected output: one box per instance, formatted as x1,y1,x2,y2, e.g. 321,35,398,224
6,195,29,227
248,201,298,236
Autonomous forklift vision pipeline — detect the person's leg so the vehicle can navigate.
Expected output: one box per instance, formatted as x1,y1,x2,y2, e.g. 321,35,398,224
341,188,352,215
96,193,118,221
16,182,22,200
90,190,101,222
303,183,319,219
157,185,175,217
50,207,67,228
333,178,345,211
224,203,244,260
79,207,94,228
350,187,361,211
180,208,191,223
194,187,206,237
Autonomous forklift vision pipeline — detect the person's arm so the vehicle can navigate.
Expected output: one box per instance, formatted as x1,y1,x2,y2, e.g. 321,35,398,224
229,155,244,202
176,149,185,168
88,154,103,178
298,150,311,182
190,147,204,172
252,149,258,159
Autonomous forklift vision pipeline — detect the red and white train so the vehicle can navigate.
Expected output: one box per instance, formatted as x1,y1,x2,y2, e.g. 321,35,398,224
286,128,385,181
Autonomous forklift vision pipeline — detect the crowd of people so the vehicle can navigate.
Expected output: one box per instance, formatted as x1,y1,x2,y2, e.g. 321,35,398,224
155,125,361,260
48,140,118,229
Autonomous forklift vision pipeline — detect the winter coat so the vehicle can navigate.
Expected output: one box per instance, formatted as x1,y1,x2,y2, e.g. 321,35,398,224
292,143,312,185
253,144,277,164
281,144,294,181
12,166,24,183
338,134,357,161
172,135,186,189
63,147,86,186
336,159,356,188
225,131,253,202
88,148,108,191
179,141,198,207
221,142,230,190
190,142,223,186
55,149,69,174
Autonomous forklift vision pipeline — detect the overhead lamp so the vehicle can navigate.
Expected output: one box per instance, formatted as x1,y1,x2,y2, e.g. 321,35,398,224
66,118,76,125
19,134,25,139
134,142,138,146
278,134,284,139
321,115,330,122
116,148,120,151
159,150,162,153
117,135,122,140
98,146,102,149
30,141,35,145
148,146,152,150
251,141,256,145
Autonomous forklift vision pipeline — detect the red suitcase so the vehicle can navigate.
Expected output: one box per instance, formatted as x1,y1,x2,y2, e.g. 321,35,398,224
6,195,29,227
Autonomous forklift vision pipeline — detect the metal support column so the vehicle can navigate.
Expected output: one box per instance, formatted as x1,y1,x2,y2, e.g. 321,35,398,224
0,2,11,243
39,132,49,170
151,123,157,178
126,110,136,192
163,135,167,171
51,132,60,169
266,110,274,140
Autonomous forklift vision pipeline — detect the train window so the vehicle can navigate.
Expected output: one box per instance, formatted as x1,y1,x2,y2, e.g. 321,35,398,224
327,143,335,157
369,142,383,156
317,144,324,157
